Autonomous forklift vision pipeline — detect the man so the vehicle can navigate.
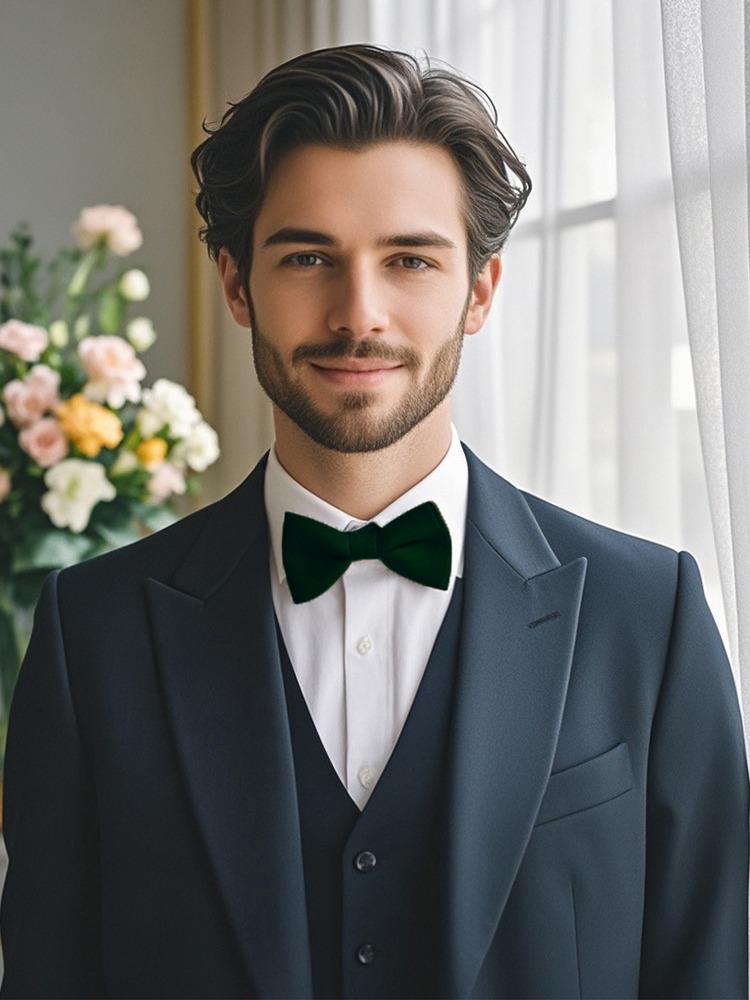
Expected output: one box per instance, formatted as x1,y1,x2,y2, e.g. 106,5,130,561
1,44,747,999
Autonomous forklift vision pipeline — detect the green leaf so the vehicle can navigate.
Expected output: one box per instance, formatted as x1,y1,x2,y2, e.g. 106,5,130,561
11,530,96,574
138,504,178,532
0,602,21,718
9,569,49,609
93,522,140,549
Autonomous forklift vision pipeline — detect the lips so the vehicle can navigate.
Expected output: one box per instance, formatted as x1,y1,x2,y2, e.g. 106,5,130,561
311,360,402,373
310,361,403,387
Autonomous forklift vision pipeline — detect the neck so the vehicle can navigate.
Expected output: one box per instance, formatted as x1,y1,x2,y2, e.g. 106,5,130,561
272,403,453,520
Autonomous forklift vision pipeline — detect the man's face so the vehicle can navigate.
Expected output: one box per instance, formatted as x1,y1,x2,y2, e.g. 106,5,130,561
223,141,499,453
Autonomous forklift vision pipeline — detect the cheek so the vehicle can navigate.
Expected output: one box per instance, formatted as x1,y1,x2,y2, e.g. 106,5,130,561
249,287,298,336
396,277,469,319
400,295,466,343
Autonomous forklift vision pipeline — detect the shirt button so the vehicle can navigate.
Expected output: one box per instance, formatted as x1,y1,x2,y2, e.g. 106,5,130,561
356,635,373,656
354,850,377,873
357,942,375,965
358,765,376,790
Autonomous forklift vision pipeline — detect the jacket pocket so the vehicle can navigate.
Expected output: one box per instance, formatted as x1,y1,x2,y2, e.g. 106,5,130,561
534,741,633,826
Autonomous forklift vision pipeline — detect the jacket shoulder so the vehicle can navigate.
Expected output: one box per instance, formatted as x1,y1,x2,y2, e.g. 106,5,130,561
521,489,688,609
59,497,212,590
465,443,680,581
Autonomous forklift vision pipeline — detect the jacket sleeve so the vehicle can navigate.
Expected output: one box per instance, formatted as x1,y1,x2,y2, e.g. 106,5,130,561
0,570,106,998
639,550,749,999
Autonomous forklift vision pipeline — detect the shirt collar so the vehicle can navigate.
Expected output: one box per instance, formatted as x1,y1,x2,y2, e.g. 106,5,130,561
264,424,468,586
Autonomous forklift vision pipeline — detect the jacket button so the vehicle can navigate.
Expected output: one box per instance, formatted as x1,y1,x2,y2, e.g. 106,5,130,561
354,850,377,873
357,942,375,965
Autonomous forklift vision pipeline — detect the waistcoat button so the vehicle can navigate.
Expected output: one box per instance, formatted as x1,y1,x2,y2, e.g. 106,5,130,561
354,850,377,873
357,942,376,965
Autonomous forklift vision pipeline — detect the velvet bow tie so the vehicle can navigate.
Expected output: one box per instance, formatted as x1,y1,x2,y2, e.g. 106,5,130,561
281,501,452,604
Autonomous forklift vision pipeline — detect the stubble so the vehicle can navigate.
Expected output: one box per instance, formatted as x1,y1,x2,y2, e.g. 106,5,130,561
250,309,468,453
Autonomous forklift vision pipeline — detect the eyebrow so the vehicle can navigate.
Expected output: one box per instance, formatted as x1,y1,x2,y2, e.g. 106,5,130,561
261,227,458,251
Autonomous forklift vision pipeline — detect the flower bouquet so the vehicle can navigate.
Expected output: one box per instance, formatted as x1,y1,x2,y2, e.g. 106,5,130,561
0,206,219,740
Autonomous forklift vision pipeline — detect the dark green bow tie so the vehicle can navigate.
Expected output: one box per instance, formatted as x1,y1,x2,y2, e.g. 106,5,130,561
282,500,452,604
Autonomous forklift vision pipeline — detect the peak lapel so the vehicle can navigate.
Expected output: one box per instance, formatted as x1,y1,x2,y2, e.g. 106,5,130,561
443,450,587,996
146,458,312,999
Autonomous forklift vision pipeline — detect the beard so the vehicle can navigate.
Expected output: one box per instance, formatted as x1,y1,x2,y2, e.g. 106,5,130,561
250,307,468,454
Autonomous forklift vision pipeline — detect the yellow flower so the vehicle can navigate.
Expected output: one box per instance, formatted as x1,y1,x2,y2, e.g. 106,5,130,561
136,437,168,470
57,394,124,457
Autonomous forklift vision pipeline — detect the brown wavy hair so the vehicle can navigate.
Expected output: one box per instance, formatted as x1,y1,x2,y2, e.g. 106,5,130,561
191,44,531,285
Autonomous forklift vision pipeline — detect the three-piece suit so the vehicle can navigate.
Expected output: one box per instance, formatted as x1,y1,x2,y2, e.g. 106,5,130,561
1,445,747,998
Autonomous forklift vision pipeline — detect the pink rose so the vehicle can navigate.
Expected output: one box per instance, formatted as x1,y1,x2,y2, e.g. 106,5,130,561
0,468,11,503
3,365,61,427
72,205,143,256
19,417,69,468
78,336,146,409
0,320,49,362
148,461,186,503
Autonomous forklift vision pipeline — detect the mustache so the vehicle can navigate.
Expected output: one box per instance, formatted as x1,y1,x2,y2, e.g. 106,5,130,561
292,339,420,367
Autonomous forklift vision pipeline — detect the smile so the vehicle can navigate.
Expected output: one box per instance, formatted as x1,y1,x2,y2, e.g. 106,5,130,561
310,362,404,387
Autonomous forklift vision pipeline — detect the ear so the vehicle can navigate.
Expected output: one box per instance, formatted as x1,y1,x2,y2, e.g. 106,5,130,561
217,248,252,329
464,254,502,335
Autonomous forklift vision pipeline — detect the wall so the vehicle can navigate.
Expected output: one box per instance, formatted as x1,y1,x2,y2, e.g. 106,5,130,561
0,0,188,387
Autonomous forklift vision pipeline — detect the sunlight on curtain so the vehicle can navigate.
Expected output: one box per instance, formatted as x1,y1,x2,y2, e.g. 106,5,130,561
369,0,723,631
661,0,750,703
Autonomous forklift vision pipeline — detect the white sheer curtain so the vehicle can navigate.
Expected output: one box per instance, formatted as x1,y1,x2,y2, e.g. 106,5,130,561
660,0,750,710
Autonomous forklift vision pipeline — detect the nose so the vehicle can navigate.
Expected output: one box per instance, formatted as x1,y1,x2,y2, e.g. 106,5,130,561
326,263,389,338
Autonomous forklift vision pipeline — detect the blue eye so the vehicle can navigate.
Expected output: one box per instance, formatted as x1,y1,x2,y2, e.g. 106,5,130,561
285,252,325,267
398,256,429,270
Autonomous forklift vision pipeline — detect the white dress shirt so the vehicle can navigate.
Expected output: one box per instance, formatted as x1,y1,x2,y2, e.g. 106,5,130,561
264,425,468,809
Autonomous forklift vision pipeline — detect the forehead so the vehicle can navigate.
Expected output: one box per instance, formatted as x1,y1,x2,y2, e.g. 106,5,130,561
254,141,468,244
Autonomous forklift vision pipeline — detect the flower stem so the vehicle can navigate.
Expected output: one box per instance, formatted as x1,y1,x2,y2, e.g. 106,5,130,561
67,249,99,298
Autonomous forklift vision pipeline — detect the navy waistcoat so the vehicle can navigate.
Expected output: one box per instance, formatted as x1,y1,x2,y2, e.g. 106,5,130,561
279,580,464,999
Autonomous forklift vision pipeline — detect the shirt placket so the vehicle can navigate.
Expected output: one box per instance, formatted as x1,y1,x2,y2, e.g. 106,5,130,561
342,560,389,808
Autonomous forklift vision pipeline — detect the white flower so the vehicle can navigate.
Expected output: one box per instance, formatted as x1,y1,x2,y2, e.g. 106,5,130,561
138,379,201,439
41,459,116,533
48,320,70,348
126,317,157,353
119,269,150,302
72,205,143,257
172,420,220,472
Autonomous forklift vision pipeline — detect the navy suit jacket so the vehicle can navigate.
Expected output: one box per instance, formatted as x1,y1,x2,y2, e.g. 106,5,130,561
1,447,747,998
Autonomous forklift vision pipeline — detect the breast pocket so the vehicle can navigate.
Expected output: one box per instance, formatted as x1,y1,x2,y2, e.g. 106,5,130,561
533,741,633,826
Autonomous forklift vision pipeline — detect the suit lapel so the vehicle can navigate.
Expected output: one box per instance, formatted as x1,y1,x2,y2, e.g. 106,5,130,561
146,458,313,999
442,449,587,996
